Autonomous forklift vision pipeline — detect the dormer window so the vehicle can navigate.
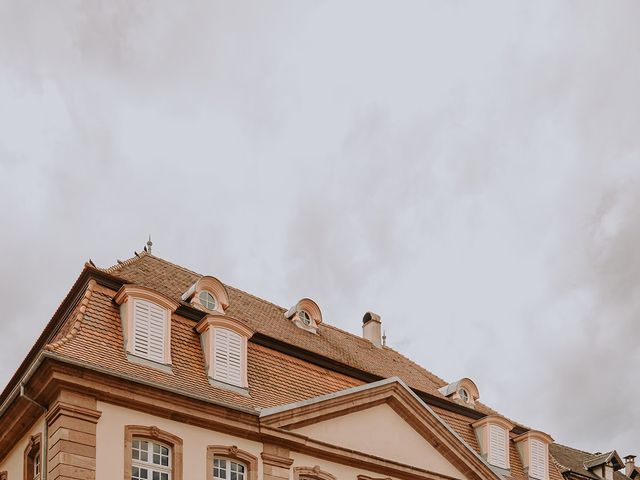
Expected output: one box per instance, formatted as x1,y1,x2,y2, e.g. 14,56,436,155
438,378,480,408
199,291,218,311
285,299,322,334
299,310,312,326
196,315,254,393
514,430,553,480
458,388,470,404
472,415,513,470
182,276,229,314
115,285,179,370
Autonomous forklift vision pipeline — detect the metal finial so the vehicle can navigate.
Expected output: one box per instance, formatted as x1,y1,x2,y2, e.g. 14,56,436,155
146,235,153,254
382,329,387,347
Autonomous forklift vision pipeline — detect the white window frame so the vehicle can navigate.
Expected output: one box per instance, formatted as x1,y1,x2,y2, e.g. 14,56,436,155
33,450,41,480
213,457,247,480
131,438,172,480
488,423,508,469
213,328,244,387
529,439,547,480
132,299,168,364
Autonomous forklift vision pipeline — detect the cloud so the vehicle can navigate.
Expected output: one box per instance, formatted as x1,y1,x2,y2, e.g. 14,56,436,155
0,0,639,457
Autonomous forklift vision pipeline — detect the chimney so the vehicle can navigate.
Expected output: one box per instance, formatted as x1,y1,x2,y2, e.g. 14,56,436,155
625,455,636,477
363,312,382,348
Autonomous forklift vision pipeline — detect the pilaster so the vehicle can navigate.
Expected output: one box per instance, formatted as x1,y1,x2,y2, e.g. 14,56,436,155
46,390,101,480
262,444,294,480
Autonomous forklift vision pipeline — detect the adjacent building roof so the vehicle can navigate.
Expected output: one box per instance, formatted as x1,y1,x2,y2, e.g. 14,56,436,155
550,444,629,480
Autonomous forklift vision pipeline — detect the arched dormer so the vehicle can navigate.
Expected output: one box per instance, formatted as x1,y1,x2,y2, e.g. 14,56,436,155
438,377,480,408
182,276,230,314
472,415,514,470
115,284,179,368
195,315,254,393
514,430,554,480
285,298,322,334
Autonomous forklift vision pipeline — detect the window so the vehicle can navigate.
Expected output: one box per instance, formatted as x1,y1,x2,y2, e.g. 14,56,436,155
213,458,246,480
207,446,257,480
298,310,312,326
124,426,183,480
115,285,178,368
23,433,41,480
132,438,171,480
213,328,243,387
199,291,218,311
488,424,508,469
530,439,547,480
458,388,470,404
285,298,323,333
33,452,40,480
132,299,167,363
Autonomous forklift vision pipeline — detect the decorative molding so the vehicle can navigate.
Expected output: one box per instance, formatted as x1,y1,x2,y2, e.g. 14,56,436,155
114,284,179,311
45,401,102,425
358,475,393,480
124,425,183,480
261,451,295,469
207,445,258,480
0,470,7,480
294,466,337,480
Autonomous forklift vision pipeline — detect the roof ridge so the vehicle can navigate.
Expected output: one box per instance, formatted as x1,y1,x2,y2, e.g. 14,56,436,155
555,443,597,456
103,251,148,273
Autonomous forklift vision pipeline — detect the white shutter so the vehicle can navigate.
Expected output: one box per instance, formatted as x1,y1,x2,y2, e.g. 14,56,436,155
133,299,166,363
213,328,243,387
488,424,508,468
529,439,547,480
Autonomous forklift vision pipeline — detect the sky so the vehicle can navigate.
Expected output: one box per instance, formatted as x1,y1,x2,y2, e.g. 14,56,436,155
1,0,639,458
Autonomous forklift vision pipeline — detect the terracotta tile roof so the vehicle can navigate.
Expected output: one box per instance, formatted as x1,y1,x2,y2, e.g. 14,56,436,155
432,406,563,480
550,444,629,480
102,253,510,414
47,283,362,410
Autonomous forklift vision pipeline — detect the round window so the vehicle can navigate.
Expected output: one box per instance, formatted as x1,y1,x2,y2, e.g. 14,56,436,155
198,291,217,310
458,387,470,403
299,310,312,326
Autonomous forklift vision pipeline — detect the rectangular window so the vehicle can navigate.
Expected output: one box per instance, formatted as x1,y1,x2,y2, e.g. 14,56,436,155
133,299,167,363
530,439,547,480
488,424,508,468
213,328,243,387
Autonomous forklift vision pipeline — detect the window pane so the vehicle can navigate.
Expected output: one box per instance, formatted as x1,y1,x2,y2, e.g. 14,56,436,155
152,472,160,480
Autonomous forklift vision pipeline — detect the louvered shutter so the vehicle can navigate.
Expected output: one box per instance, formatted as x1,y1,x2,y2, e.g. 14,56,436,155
529,439,547,480
133,299,166,363
213,328,243,387
488,424,508,468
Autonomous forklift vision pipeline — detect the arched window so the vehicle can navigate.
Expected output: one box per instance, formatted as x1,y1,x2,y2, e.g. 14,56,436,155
125,426,183,480
207,446,257,480
23,433,41,480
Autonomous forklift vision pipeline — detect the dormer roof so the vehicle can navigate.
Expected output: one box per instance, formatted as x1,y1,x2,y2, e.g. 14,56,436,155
584,451,625,470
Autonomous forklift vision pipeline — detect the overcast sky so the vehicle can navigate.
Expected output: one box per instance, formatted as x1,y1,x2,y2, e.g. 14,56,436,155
1,0,639,458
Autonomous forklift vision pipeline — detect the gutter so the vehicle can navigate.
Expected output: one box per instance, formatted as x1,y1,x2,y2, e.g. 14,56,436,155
20,384,48,480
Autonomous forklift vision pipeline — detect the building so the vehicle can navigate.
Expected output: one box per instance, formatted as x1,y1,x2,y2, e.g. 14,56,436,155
0,251,633,480
550,445,639,480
